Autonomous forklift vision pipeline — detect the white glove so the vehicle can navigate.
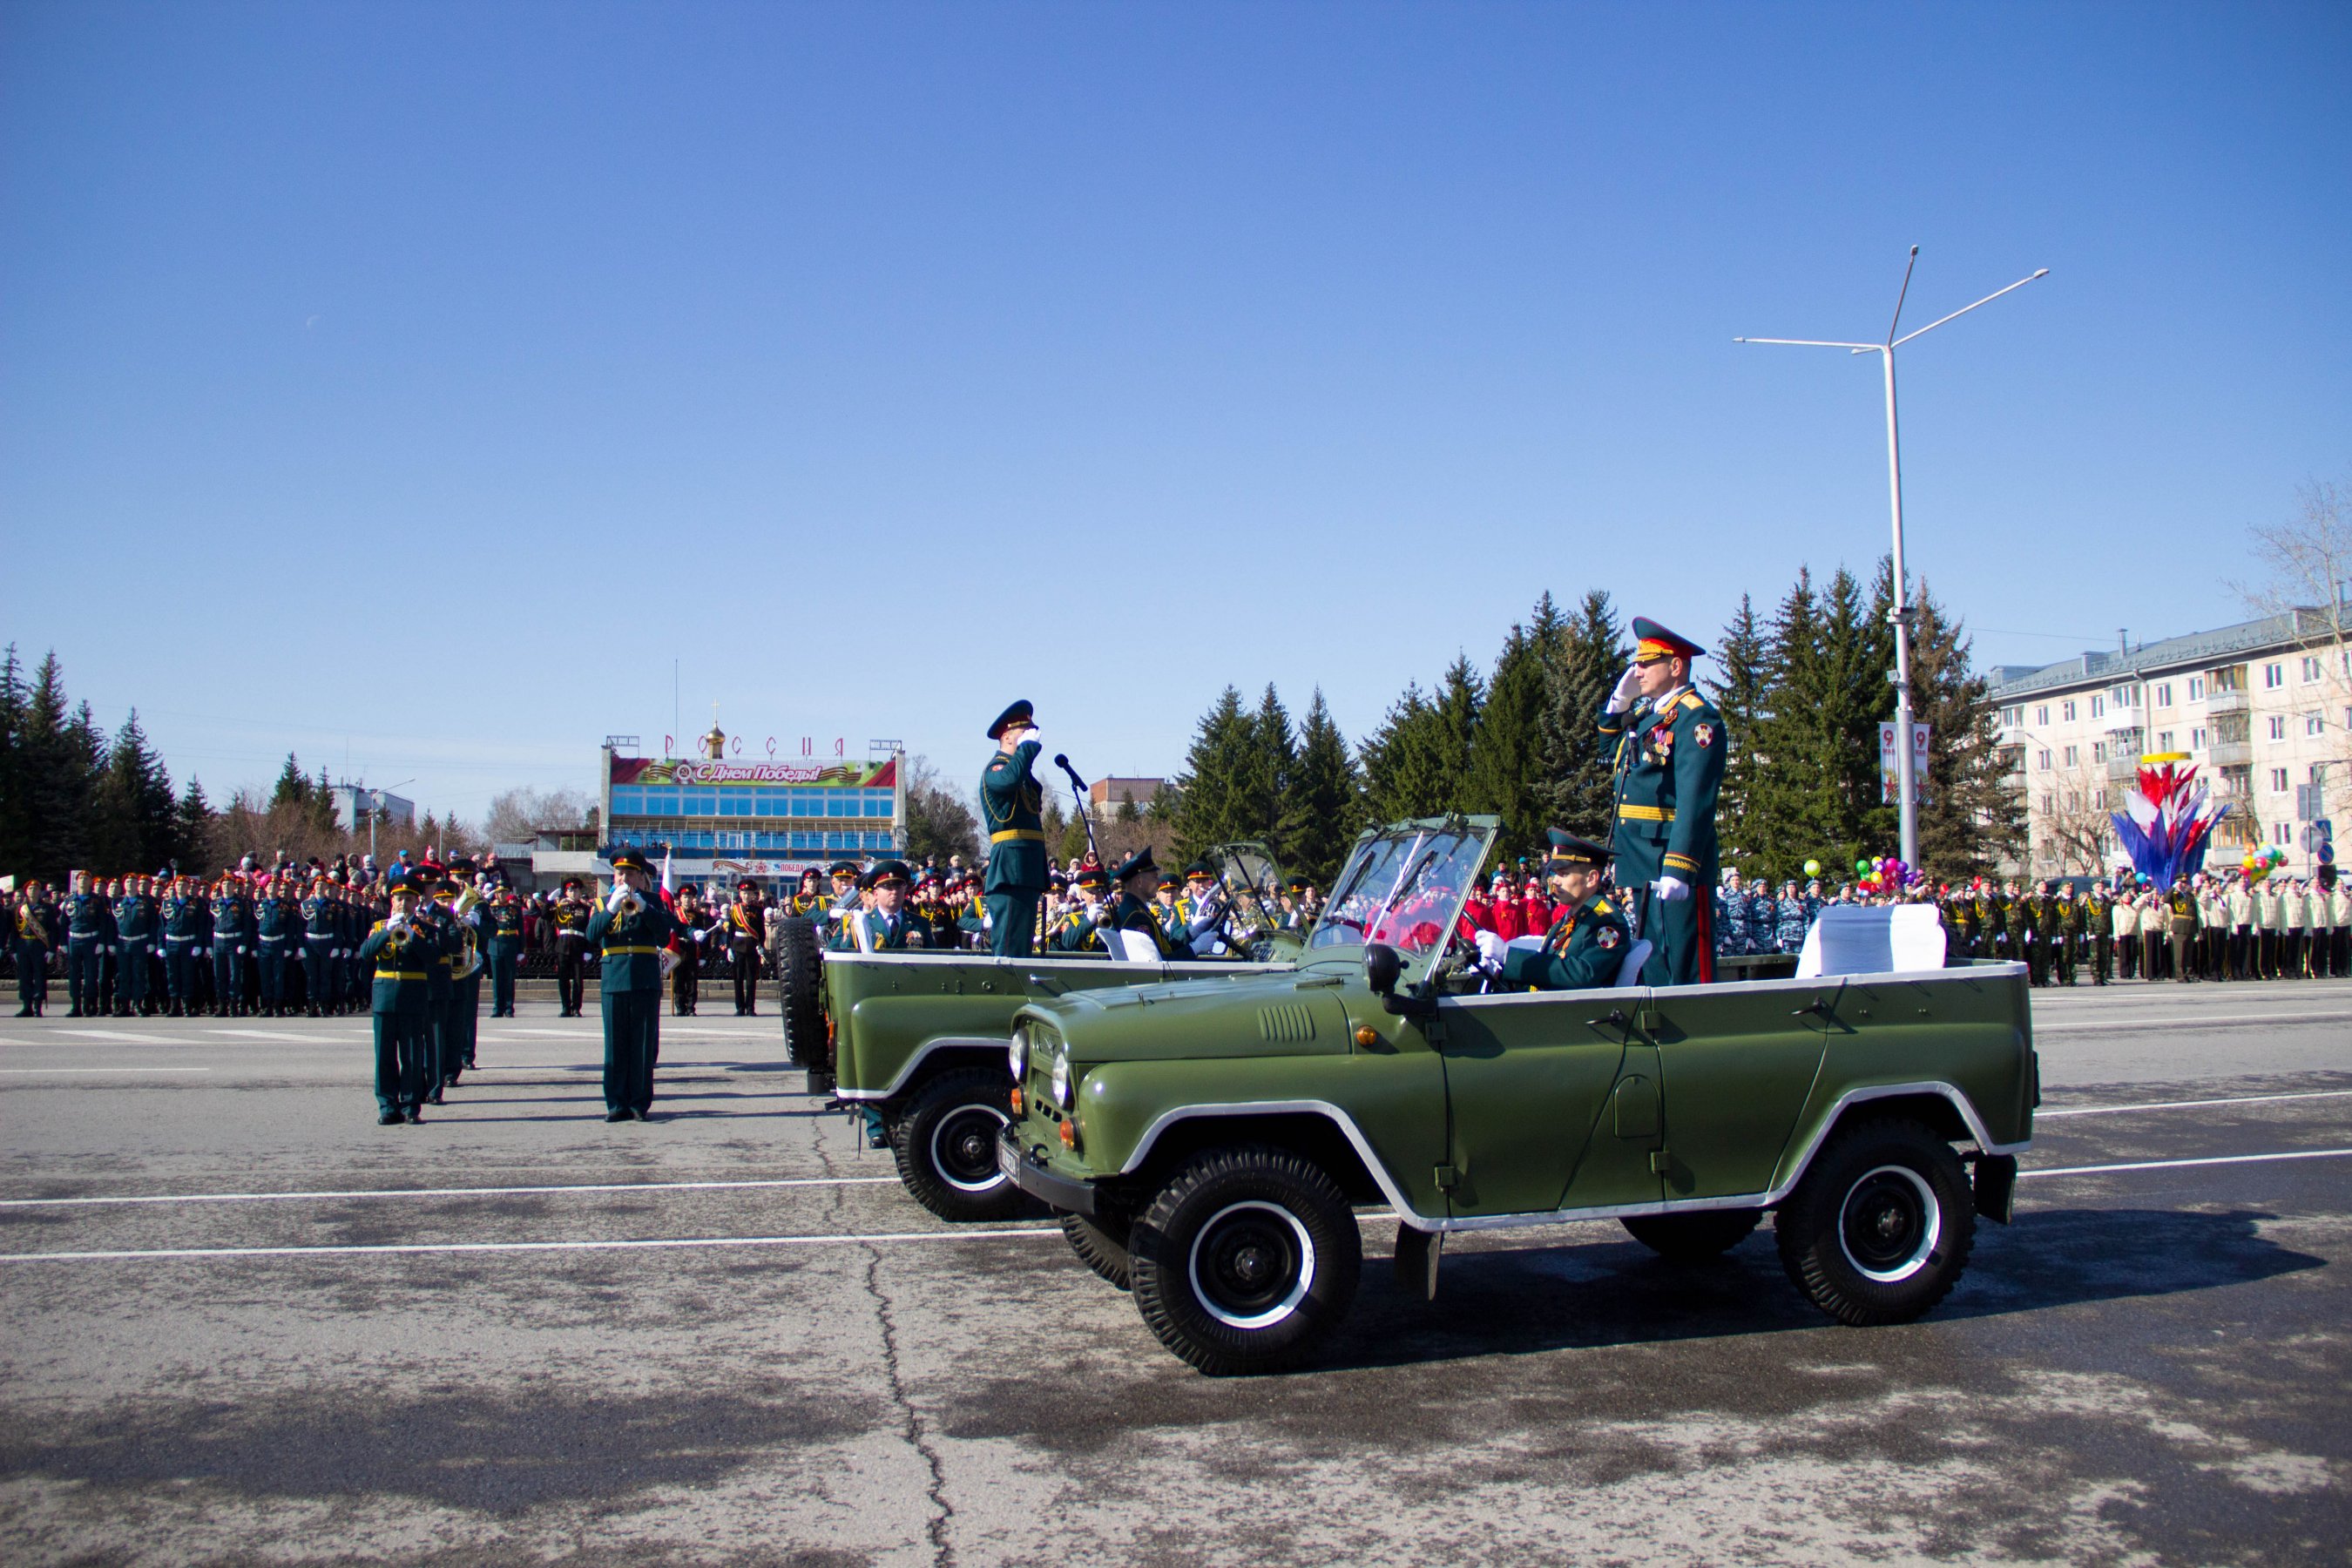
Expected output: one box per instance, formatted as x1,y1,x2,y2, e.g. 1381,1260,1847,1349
692,930,706,943
606,885,630,911
1473,930,1507,966
1609,666,1643,713
1655,875,1691,902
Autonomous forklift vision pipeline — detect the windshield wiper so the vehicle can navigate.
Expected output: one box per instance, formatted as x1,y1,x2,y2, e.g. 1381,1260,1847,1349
1366,836,1446,943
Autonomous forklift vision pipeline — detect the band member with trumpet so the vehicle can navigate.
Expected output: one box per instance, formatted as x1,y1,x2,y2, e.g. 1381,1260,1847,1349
587,847,680,1123
357,869,440,1124
980,700,1048,957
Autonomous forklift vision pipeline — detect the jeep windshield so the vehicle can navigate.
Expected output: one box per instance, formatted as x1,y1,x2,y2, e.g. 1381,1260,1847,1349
1308,818,1494,959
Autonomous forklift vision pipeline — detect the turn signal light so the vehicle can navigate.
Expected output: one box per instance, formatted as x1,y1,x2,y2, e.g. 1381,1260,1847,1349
1058,1119,1077,1149
1355,1025,1379,1047
1009,1087,1024,1114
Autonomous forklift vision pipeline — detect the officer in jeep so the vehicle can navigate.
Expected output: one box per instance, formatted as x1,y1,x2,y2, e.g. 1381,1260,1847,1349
1473,829,1632,990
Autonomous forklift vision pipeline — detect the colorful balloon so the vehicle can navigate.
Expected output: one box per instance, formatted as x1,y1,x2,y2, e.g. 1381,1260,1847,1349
1803,860,1821,877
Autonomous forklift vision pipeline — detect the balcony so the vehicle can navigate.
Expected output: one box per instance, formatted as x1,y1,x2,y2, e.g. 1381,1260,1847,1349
2207,740,2253,767
2105,754,2145,782
2206,688,2249,716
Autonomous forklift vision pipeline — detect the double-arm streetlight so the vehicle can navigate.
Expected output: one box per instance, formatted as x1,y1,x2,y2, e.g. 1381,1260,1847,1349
1739,247,2048,867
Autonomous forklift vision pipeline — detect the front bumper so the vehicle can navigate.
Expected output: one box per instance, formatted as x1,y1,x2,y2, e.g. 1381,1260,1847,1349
997,1127,1098,1217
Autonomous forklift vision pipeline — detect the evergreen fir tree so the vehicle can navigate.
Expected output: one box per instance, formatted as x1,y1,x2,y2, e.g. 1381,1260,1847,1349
20,653,98,882
1469,598,1565,858
1281,689,1363,886
1238,685,1296,858
1170,686,1256,859
1707,594,1770,870
1359,683,1449,821
175,777,214,874
271,753,311,812
0,645,27,875
1900,576,2025,881
1538,589,1625,840
1430,654,1483,809
91,713,175,874
1742,568,1828,882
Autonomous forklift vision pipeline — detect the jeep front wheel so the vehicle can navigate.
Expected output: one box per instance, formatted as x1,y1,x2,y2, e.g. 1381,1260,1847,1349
1621,1207,1762,1261
1129,1146,1361,1376
1061,1211,1133,1290
1775,1118,1976,1326
889,1068,1028,1222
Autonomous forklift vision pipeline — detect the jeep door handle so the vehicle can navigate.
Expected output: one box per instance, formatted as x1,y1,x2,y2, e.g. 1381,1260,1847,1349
1587,1008,1628,1031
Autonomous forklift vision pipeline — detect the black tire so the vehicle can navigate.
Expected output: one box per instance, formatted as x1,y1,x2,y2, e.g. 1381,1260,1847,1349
1775,1117,1976,1326
1061,1211,1133,1291
888,1067,1028,1222
1621,1207,1763,1261
774,916,822,1070
1129,1146,1361,1376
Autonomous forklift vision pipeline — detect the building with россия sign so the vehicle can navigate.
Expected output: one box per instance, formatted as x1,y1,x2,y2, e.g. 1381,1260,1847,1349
562,727,905,895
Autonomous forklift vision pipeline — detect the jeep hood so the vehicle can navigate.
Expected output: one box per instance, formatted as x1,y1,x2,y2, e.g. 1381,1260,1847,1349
1016,963,1359,1061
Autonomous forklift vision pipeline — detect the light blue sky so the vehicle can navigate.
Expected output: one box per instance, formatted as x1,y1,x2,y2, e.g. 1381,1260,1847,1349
4,3,2347,823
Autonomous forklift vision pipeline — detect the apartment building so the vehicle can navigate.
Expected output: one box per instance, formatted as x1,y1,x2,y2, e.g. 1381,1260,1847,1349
1991,608,2349,877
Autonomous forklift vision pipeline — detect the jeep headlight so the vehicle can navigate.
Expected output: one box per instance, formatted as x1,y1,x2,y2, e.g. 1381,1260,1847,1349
1008,1025,1030,1082
1050,1045,1073,1110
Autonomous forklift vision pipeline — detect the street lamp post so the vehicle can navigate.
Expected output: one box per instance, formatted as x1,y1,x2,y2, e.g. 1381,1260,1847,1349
1740,247,2048,868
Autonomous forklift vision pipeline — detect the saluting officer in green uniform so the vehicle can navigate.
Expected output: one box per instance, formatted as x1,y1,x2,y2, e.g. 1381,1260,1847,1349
356,870,440,1125
586,847,681,1122
979,700,1048,957
1476,830,1633,991
1600,618,1727,985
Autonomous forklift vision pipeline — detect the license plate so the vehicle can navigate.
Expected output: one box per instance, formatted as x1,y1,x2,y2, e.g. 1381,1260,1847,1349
997,1137,1022,1180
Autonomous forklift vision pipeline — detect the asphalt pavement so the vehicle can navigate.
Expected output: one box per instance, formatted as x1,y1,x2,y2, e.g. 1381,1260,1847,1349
2,978,2348,1565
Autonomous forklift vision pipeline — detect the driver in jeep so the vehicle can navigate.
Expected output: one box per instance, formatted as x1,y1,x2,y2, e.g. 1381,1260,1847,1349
1472,828,1632,990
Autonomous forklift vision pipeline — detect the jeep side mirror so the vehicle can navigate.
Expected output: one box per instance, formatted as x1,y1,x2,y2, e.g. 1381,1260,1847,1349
1364,943,1402,997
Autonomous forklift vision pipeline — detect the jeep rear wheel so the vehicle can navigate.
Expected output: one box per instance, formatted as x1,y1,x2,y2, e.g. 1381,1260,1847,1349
1129,1146,1360,1376
1621,1207,1762,1261
1061,1211,1133,1291
1775,1118,1975,1326
774,916,823,1071
889,1068,1029,1222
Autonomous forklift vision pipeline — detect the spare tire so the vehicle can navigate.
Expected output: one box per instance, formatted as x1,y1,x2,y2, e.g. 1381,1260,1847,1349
774,916,824,1070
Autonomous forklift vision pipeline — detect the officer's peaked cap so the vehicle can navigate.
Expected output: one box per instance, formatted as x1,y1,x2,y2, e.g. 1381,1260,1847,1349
1631,618,1706,664
605,847,654,875
1072,863,1112,889
1544,828,1613,867
869,859,912,884
986,700,1036,740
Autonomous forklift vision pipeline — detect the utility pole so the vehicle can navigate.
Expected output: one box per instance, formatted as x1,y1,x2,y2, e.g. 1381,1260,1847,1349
1739,247,2049,867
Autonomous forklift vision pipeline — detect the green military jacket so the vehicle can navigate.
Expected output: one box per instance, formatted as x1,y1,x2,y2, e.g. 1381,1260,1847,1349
484,902,526,953
1602,686,1727,889
586,894,681,991
980,739,1048,894
827,906,934,953
357,917,440,1014
1498,892,1632,991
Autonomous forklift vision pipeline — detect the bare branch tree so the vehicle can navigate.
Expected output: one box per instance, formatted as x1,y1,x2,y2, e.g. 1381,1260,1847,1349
2237,472,2352,811
2033,757,2121,876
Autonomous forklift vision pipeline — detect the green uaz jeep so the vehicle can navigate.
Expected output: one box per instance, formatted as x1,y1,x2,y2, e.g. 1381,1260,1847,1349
792,844,1306,1222
998,815,2036,1375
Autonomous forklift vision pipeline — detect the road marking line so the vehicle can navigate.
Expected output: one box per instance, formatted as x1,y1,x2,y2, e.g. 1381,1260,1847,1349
203,1030,354,1043
2037,1010,2352,1031
2023,1147,2352,1179
0,1226,1059,1264
0,1175,900,1208
0,1067,210,1075
2041,1088,2352,1119
43,1029,189,1043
